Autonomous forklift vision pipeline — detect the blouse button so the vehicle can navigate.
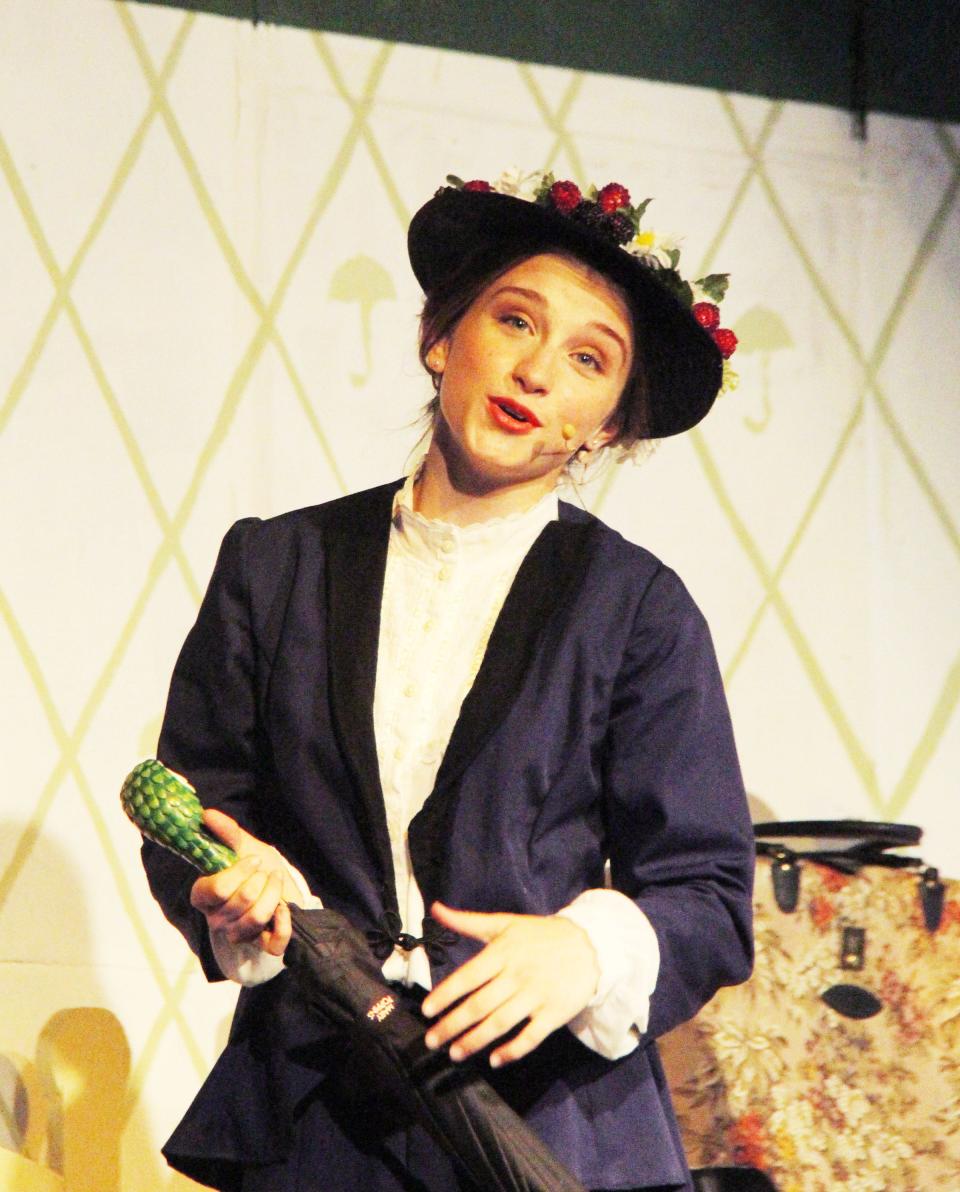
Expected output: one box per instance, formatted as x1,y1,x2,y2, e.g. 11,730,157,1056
422,740,443,764
403,683,417,698
440,539,455,556
437,567,451,582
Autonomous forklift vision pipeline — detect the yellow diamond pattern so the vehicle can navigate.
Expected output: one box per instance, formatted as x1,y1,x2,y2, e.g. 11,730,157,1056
1,2,958,1185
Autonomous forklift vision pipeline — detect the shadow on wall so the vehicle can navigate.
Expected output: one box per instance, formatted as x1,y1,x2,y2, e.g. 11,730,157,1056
0,826,205,1191
38,1008,129,1191
1,1010,135,1192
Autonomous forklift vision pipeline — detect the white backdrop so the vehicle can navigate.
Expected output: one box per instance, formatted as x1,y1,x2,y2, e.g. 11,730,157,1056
1,1,958,1187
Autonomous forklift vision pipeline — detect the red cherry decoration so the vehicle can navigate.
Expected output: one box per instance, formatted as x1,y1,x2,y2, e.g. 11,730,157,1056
597,182,631,212
692,302,720,331
712,327,738,358
549,180,582,213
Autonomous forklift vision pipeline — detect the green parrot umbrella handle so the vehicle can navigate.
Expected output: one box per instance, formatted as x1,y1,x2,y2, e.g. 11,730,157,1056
120,758,238,874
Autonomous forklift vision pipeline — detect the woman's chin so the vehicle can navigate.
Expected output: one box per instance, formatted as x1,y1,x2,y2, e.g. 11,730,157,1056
459,440,556,489
430,417,566,499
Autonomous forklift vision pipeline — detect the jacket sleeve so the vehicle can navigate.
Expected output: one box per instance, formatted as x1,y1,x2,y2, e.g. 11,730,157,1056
601,562,755,1041
142,518,266,981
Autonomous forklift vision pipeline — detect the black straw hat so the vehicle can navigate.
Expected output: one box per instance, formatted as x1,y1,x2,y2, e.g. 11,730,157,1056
408,175,736,439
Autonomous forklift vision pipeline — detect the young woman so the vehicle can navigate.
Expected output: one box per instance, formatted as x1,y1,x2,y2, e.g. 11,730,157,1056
142,171,754,1192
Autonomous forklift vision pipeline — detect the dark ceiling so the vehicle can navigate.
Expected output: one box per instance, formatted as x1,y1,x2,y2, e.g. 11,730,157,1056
137,0,960,127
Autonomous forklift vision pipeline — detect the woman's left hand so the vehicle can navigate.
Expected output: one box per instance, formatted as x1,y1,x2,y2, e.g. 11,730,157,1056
421,901,600,1068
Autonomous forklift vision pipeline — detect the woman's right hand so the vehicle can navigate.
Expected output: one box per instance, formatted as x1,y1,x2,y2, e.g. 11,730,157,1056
189,809,299,957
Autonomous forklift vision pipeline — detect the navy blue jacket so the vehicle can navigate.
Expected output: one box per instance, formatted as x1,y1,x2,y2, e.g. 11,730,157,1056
143,480,754,1191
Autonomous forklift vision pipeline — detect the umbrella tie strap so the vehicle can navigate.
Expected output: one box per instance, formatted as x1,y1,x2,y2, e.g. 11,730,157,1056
367,911,457,962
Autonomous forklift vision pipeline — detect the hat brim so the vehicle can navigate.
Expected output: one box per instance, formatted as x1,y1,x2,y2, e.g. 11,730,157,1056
408,188,723,439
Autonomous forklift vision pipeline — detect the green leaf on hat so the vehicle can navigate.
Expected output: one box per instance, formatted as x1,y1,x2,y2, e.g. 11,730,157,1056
698,273,730,302
633,198,652,223
533,172,556,203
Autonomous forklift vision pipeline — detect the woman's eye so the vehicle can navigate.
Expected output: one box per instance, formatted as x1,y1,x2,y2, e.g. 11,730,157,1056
499,314,529,331
574,351,602,371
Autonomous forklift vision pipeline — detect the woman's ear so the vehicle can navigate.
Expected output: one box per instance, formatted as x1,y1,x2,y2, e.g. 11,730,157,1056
581,417,620,454
426,340,448,374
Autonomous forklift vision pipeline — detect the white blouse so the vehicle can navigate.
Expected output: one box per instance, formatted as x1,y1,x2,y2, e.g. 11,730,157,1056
211,474,659,1059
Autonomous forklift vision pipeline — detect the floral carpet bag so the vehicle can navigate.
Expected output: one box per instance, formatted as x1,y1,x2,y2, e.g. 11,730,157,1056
660,821,960,1192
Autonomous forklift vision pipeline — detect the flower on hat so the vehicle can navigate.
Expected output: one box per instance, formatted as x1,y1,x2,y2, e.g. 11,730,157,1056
720,358,739,394
628,229,681,272
488,167,542,200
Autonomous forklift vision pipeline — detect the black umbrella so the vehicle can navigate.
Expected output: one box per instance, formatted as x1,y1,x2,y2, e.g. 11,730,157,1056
122,759,587,1192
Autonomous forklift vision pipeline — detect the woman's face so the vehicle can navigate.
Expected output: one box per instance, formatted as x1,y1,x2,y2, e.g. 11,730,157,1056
429,253,633,497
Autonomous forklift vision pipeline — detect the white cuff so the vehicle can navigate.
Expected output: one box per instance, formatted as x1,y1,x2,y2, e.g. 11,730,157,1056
556,887,660,1060
208,862,322,987
209,931,287,986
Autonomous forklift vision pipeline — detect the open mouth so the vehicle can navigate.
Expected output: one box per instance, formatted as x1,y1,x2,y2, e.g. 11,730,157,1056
489,397,542,431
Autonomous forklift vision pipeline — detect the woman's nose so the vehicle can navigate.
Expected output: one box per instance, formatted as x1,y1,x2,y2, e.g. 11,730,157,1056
512,345,552,394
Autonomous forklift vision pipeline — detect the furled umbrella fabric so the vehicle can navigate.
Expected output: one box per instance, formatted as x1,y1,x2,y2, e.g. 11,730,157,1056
121,759,587,1192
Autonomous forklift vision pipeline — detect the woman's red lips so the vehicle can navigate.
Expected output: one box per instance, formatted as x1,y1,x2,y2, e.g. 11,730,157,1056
488,396,542,433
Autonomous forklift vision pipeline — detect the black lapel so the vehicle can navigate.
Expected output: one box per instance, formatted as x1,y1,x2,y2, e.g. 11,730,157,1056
324,480,401,911
409,510,600,908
